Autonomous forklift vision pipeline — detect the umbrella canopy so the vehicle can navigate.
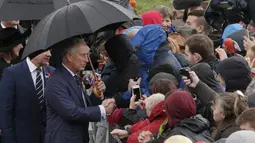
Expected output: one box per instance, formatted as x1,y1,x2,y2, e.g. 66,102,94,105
0,0,82,20
22,0,139,59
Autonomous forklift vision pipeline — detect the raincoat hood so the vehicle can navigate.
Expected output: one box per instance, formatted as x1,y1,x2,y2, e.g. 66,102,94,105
130,24,166,66
178,114,210,133
141,10,162,26
148,101,166,122
222,24,244,41
105,34,135,72
165,91,196,128
123,26,142,35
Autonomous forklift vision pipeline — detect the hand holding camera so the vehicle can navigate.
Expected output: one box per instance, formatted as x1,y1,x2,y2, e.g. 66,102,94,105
182,71,200,88
179,67,191,79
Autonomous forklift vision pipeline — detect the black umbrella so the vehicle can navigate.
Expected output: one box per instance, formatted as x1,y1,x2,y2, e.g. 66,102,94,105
0,0,82,20
22,0,139,59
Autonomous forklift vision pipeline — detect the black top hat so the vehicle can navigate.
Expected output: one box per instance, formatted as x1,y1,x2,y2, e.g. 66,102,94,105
0,27,30,52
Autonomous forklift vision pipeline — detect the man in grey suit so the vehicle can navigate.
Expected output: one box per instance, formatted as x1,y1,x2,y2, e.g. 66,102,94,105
44,37,115,143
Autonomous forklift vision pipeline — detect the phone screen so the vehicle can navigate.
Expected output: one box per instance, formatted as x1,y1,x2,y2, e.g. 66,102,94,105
133,87,141,101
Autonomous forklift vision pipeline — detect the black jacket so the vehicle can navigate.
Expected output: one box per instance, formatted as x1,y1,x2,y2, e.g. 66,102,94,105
199,55,220,72
110,54,141,108
191,62,223,93
102,54,141,98
189,81,217,127
213,120,240,141
0,58,11,80
102,35,141,103
149,115,213,143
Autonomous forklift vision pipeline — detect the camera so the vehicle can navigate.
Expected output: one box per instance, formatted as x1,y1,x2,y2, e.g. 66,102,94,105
179,67,191,79
205,0,251,32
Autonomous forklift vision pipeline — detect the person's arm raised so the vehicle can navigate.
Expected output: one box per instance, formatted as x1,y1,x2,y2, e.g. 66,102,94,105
183,71,218,105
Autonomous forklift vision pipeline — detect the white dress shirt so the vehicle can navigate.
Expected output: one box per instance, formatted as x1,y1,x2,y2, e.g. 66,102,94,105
62,63,106,119
26,58,44,88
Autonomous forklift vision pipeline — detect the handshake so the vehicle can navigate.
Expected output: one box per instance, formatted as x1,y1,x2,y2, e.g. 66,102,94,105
102,98,116,115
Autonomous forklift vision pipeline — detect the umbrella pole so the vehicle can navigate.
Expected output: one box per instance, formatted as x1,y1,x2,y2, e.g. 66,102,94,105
67,0,70,5
87,52,104,99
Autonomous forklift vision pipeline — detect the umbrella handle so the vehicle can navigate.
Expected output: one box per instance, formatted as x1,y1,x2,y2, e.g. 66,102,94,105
87,52,104,98
93,80,104,98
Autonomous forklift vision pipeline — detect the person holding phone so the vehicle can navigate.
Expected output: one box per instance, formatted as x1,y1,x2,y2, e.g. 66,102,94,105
111,93,166,143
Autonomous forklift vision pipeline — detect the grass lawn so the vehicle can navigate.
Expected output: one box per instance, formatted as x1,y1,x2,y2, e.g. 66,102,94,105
136,0,173,14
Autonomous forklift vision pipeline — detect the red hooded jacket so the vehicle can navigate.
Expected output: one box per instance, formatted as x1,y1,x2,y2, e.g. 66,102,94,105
126,101,166,143
141,10,162,26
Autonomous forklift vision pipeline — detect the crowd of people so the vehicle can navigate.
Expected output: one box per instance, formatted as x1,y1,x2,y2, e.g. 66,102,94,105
0,0,255,143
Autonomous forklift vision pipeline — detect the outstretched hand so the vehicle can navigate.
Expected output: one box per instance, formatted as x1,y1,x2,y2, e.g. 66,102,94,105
138,131,153,143
102,98,116,115
244,36,255,51
111,129,129,139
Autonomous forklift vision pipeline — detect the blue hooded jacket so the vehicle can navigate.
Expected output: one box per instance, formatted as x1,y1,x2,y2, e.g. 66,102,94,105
122,24,168,100
168,24,176,34
123,26,142,35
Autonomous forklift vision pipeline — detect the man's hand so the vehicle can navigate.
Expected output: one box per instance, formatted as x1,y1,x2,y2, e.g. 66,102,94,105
102,98,116,115
104,103,115,115
138,131,153,143
102,98,115,107
215,47,228,61
244,36,255,51
167,37,180,54
182,71,200,88
111,129,129,139
95,78,106,93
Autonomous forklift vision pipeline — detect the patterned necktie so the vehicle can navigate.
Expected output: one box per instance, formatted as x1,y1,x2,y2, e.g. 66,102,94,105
74,75,87,106
36,68,44,111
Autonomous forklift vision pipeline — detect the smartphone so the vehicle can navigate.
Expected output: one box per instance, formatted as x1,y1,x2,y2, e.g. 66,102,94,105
132,85,141,102
179,67,191,79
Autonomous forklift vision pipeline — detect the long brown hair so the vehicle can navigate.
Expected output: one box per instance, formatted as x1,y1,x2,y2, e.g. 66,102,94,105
0,51,16,63
216,92,248,119
212,92,248,137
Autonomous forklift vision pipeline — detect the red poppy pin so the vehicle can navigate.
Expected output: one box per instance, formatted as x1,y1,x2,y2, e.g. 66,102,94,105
45,72,51,79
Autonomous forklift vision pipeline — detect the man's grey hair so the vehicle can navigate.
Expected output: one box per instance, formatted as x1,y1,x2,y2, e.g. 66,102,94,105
61,37,86,59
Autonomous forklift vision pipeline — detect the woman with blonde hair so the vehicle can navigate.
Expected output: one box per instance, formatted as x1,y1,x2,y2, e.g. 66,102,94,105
212,91,248,141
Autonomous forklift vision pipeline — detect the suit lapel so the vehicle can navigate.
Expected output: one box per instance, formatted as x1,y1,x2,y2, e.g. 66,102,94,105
60,66,87,106
82,87,92,106
42,67,50,86
21,60,37,96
